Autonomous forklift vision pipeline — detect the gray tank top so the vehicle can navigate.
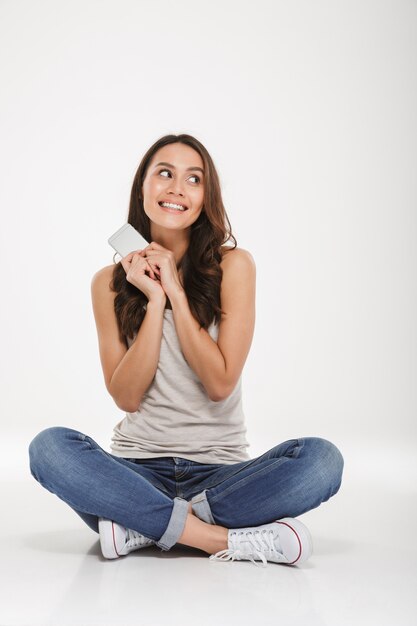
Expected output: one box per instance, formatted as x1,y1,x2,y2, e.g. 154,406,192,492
110,306,251,464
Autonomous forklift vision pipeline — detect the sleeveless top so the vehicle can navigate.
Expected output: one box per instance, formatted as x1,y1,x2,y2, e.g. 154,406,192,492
110,305,251,464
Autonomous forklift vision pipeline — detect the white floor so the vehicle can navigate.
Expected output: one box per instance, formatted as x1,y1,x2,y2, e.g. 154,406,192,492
1,442,416,626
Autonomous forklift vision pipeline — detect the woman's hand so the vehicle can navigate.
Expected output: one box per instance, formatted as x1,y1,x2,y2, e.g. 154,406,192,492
138,241,185,300
120,249,167,305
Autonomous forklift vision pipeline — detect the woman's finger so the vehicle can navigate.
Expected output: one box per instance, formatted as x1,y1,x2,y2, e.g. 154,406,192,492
123,249,143,262
120,257,131,273
121,251,143,274
146,261,156,280
146,257,161,275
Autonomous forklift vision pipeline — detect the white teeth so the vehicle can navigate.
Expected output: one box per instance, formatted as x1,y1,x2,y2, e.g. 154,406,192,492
160,202,187,211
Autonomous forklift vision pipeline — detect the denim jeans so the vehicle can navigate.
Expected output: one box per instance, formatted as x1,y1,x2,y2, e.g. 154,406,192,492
28,427,344,552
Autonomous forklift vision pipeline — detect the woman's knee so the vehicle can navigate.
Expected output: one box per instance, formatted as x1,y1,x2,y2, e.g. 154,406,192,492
303,436,344,496
28,426,82,482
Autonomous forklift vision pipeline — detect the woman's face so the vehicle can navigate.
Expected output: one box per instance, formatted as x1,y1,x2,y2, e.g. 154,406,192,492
141,143,205,233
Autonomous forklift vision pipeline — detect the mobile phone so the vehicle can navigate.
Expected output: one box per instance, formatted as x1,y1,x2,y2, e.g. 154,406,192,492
108,223,150,258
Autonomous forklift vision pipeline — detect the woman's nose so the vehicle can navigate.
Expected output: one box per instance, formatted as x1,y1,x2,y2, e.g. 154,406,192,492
167,179,185,196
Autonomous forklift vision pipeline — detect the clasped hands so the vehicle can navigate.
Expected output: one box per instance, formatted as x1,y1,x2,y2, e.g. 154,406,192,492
121,241,184,301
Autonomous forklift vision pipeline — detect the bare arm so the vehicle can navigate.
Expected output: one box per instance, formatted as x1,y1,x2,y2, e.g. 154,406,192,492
169,248,256,402
91,266,166,412
108,300,166,412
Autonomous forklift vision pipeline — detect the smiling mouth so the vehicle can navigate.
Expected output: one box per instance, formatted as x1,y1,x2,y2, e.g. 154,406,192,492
158,201,189,212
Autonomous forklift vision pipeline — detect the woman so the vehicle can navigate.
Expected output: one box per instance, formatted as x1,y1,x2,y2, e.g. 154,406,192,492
29,133,344,568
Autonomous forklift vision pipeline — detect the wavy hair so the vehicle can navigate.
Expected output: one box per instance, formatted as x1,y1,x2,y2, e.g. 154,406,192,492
110,133,237,345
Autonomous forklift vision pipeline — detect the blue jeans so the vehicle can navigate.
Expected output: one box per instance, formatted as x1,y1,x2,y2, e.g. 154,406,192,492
28,427,344,552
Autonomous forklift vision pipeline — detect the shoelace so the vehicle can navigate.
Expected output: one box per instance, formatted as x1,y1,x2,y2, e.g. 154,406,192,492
125,528,153,549
209,529,288,568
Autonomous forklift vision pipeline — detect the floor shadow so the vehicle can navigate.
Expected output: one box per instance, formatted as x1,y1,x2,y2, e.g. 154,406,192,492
311,535,356,555
22,528,206,560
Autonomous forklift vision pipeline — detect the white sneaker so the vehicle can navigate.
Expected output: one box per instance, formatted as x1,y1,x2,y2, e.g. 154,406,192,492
98,517,155,559
209,517,313,568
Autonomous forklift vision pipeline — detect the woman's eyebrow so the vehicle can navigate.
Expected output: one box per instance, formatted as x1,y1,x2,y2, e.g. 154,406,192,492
154,161,204,175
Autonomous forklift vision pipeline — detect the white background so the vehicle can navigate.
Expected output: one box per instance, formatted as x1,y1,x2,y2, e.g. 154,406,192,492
0,1,416,625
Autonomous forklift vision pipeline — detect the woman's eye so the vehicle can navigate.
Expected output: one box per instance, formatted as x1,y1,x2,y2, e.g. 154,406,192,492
158,169,200,184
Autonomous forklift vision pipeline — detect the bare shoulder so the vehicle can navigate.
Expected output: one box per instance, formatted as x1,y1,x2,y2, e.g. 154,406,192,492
219,245,256,306
220,246,256,269
91,264,116,294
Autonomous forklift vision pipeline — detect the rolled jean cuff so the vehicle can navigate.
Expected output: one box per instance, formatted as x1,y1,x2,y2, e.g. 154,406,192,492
190,489,216,524
156,497,189,551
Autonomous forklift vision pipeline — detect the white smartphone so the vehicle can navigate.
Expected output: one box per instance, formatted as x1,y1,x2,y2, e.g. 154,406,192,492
108,223,149,258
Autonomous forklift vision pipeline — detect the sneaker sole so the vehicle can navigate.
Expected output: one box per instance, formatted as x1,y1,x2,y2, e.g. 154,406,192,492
98,518,120,559
276,517,313,565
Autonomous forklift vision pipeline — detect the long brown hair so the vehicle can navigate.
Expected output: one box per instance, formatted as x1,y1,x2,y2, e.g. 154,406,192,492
110,133,237,345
